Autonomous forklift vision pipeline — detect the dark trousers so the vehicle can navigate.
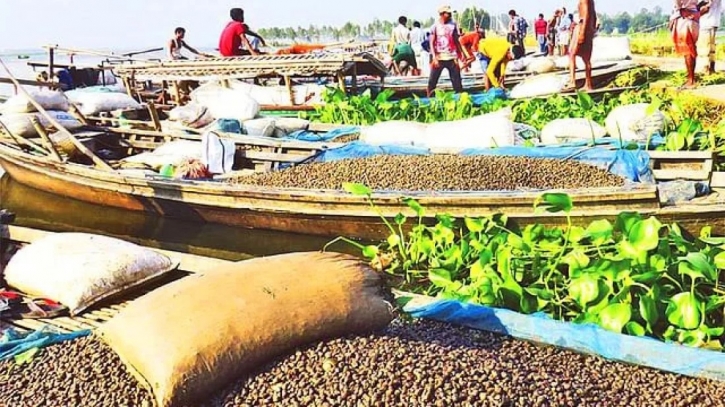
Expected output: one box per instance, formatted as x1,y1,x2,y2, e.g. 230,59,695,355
427,59,463,94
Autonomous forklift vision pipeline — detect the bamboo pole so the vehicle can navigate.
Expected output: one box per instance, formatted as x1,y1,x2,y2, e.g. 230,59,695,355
0,119,50,156
147,101,162,131
67,104,89,126
30,117,63,162
43,45,153,63
0,57,114,171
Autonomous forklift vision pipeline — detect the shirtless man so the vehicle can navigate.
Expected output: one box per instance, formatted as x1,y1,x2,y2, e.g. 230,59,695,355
569,0,597,91
168,27,212,60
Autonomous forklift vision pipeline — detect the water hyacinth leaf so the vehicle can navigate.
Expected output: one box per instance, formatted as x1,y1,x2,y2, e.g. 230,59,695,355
627,217,662,252
506,234,531,252
535,192,573,214
342,182,372,196
428,269,453,289
569,275,600,307
403,198,425,217
387,234,401,248
394,213,407,226
639,295,659,332
563,249,591,271
465,217,485,233
683,252,717,282
625,321,647,337
362,245,379,259
714,252,725,269
678,262,706,283
666,293,702,330
598,303,632,333
585,219,614,244
615,212,643,235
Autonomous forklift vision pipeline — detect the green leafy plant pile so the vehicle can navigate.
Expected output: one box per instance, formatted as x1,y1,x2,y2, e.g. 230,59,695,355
331,183,725,350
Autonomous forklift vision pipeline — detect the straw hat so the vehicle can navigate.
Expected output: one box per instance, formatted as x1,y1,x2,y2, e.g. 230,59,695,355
438,5,452,14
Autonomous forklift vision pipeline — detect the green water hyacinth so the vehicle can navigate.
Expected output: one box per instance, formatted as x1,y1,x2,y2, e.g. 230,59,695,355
327,185,725,351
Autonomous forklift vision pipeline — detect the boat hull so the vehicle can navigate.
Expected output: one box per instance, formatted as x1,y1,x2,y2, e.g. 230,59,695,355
2,144,721,240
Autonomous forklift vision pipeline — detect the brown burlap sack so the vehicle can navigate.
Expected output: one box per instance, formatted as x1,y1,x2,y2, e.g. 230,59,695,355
99,251,393,407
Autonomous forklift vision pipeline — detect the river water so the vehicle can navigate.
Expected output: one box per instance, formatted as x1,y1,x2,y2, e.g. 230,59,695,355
0,172,344,260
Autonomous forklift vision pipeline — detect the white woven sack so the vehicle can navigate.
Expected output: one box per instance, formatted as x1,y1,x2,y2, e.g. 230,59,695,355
243,118,276,137
422,108,515,152
541,118,607,145
191,82,260,121
605,104,666,143
360,121,427,146
527,57,557,74
66,92,142,116
0,111,82,138
509,75,568,99
4,233,178,315
1,90,69,114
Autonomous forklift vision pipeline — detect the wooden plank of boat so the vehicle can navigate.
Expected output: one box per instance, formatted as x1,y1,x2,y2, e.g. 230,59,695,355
0,139,665,240
1,225,231,274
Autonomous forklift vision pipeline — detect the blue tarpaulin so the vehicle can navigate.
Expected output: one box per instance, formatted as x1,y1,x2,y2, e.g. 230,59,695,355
404,297,725,381
284,126,361,142
313,140,654,183
0,326,91,361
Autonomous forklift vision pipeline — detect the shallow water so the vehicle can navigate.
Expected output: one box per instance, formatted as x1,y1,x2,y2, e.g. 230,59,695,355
0,173,348,260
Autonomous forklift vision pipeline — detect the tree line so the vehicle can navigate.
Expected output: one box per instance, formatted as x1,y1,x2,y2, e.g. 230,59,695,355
257,7,724,43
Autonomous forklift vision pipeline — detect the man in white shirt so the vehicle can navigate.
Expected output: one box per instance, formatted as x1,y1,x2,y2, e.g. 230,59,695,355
699,0,722,73
410,21,426,75
390,16,411,53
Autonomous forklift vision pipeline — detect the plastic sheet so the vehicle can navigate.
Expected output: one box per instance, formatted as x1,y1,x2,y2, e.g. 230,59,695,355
404,297,725,381
284,126,361,142
0,326,91,361
658,181,711,206
314,140,653,183
415,88,507,107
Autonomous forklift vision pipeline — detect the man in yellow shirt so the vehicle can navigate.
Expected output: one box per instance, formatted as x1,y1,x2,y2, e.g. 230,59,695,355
478,37,524,90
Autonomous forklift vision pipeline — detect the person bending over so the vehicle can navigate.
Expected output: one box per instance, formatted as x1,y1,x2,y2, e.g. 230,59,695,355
478,37,524,91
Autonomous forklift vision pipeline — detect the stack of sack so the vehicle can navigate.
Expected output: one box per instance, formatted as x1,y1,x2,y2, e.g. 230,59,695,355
164,81,318,139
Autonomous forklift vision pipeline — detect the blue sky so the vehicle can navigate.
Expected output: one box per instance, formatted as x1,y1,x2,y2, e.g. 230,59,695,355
0,0,671,51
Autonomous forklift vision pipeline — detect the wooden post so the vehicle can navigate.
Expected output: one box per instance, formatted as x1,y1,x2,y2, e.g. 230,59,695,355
30,116,64,162
147,101,162,131
0,120,50,156
161,80,169,105
337,73,346,93
284,75,294,106
172,81,181,105
48,47,55,79
122,76,134,99
67,104,89,126
352,64,358,94
0,58,113,171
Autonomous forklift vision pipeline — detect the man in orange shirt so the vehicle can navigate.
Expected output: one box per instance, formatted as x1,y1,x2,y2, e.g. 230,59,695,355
459,26,484,69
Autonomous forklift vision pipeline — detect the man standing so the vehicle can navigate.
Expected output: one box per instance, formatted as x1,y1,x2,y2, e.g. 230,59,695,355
219,8,258,57
390,16,411,53
569,0,597,91
670,0,701,88
534,14,548,54
508,10,527,49
699,0,722,74
427,5,464,96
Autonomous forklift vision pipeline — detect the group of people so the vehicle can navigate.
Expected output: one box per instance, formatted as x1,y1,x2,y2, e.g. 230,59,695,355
389,2,597,96
166,8,268,61
671,0,722,88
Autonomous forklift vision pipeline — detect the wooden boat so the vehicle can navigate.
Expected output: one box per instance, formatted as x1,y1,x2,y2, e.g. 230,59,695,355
370,61,638,97
4,123,725,240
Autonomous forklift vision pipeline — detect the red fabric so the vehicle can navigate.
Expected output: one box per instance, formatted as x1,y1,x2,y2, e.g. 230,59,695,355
219,21,246,57
672,10,701,58
459,32,481,50
534,19,548,35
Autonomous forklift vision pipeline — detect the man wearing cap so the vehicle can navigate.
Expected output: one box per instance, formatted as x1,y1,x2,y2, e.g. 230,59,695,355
478,37,525,90
427,5,464,96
